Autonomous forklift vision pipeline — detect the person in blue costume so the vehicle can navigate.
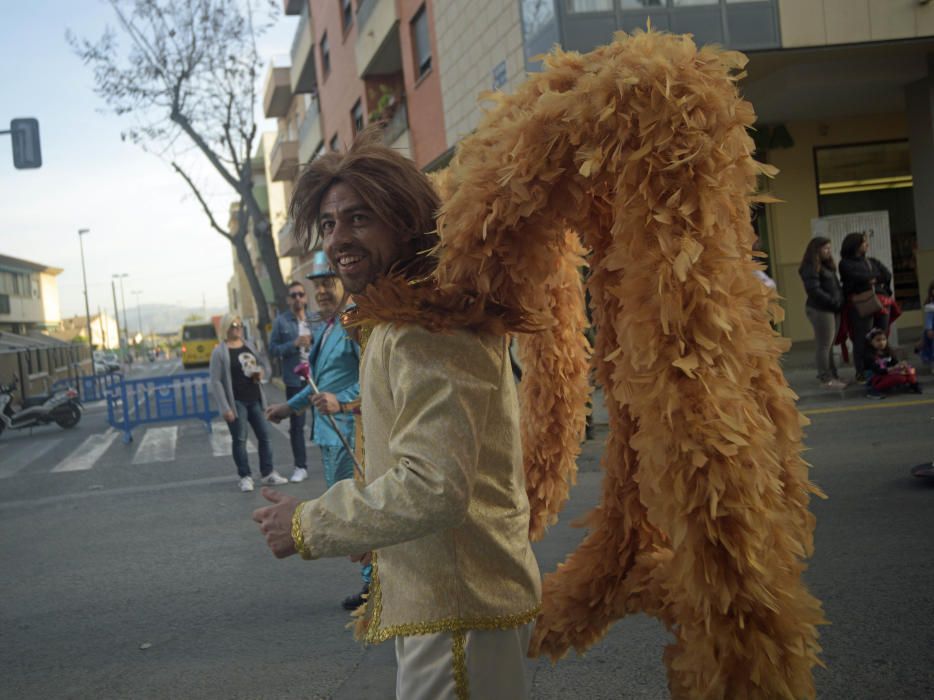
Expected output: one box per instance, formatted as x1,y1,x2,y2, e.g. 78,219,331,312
267,251,369,610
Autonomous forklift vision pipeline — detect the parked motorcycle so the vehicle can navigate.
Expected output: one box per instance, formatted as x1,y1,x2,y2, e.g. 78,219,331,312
0,376,82,436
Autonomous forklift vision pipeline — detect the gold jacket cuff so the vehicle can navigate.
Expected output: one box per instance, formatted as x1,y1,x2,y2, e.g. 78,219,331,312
291,501,312,560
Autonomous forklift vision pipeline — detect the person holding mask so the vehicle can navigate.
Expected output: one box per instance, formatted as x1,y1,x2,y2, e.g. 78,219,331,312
798,237,845,389
210,314,288,492
269,280,321,483
838,232,892,380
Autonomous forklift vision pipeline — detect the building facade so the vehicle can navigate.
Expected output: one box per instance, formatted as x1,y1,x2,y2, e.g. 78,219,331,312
0,254,62,335
263,0,934,343
53,311,120,350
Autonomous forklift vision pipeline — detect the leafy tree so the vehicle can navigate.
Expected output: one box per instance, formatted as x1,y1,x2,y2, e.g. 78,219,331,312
69,0,287,344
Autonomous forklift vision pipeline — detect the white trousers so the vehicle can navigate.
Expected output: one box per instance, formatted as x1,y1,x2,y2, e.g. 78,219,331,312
394,623,533,700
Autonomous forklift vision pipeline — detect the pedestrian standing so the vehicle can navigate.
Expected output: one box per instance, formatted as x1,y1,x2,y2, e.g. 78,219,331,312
798,237,846,389
210,314,288,492
266,252,366,609
269,280,321,483
839,232,892,380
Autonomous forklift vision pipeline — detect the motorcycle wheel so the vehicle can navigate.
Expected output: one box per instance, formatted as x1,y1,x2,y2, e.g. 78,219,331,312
53,404,81,429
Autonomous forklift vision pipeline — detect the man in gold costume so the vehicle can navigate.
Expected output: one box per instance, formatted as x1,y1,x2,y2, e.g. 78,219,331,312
253,130,540,699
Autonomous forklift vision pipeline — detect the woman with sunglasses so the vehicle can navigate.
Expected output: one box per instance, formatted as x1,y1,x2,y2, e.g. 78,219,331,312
210,313,288,492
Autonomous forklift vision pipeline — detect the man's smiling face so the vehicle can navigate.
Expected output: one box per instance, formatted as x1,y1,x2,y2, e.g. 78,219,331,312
319,181,414,294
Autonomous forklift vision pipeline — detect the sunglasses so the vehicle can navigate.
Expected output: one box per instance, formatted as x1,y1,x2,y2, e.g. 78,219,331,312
289,292,306,299
230,322,242,329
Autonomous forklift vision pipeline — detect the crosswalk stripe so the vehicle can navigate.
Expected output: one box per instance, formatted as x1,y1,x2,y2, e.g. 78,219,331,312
52,428,119,472
0,438,63,479
209,421,256,457
270,420,290,439
132,426,178,464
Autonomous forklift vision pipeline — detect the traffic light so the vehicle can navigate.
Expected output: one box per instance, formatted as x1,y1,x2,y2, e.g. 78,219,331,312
10,118,42,169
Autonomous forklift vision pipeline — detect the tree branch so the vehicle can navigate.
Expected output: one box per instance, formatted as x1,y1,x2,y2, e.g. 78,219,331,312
171,161,231,239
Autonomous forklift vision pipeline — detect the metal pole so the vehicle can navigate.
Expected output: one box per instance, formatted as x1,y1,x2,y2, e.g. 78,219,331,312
77,229,93,356
111,279,122,356
132,290,143,341
118,276,128,352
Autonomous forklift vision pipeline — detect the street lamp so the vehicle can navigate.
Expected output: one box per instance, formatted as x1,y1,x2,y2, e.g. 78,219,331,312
131,290,143,344
77,228,93,355
112,273,129,356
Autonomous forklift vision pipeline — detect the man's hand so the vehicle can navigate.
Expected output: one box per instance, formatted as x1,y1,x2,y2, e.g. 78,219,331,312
265,403,293,423
294,334,311,349
252,488,302,559
223,409,236,423
311,392,340,415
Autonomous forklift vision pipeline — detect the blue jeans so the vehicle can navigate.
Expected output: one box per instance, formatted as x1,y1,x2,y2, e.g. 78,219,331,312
285,385,307,469
320,444,355,488
228,399,274,478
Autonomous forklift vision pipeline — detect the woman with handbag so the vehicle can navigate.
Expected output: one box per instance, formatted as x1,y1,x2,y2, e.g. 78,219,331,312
799,237,845,389
838,232,892,380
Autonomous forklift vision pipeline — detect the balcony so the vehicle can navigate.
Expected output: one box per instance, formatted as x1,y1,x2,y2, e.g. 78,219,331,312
297,102,323,165
283,0,303,15
290,4,316,94
263,65,292,119
269,133,299,182
380,97,408,147
276,219,303,258
355,0,403,78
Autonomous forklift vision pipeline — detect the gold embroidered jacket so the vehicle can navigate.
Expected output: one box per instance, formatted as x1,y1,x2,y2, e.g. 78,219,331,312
297,322,541,639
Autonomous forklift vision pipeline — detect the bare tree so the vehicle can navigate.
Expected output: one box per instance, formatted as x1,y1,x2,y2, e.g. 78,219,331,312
68,0,288,344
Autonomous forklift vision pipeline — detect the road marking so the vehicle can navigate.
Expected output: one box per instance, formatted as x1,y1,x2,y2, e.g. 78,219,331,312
270,420,290,439
51,428,119,472
0,438,63,479
0,474,234,511
131,426,178,464
802,398,934,416
209,421,256,456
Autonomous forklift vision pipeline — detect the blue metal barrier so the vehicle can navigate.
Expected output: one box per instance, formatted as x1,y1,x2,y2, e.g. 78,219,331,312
107,371,217,443
52,373,124,403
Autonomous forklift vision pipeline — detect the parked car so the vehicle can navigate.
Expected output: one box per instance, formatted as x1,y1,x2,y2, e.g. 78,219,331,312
93,351,121,373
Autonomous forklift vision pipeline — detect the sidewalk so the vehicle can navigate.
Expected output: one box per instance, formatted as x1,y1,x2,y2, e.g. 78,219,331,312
590,331,933,426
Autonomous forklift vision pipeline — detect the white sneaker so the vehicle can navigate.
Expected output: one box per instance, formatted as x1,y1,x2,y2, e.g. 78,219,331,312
260,471,289,486
238,476,255,492
289,467,308,483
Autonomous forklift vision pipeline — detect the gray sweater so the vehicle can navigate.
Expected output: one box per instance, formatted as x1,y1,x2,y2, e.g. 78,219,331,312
209,340,271,414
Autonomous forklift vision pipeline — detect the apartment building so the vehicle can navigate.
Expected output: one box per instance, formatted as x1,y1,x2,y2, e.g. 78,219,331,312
53,311,120,350
0,254,62,335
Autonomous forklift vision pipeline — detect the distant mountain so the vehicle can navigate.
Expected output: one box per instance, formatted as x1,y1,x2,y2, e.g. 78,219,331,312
122,304,228,335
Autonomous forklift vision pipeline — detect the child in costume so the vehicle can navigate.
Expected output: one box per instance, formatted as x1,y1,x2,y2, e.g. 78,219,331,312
866,327,922,397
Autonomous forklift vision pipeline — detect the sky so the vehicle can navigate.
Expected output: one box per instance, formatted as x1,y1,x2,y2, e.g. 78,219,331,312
0,0,297,319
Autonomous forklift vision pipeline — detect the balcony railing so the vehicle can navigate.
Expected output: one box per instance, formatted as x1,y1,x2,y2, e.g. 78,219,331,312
381,97,408,147
290,5,316,93
262,65,292,118
297,101,323,165
270,133,299,182
355,0,402,78
276,219,303,258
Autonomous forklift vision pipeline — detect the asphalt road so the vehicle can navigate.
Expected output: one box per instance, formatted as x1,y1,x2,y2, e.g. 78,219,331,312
1,359,932,699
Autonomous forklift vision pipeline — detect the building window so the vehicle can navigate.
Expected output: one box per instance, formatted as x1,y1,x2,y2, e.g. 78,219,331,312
411,4,432,78
341,0,354,33
351,99,364,135
620,0,665,8
671,0,719,6
320,32,331,78
330,133,340,152
566,0,613,12
0,293,9,315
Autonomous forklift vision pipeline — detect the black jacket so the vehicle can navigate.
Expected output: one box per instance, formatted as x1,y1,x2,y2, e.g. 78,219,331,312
839,256,891,298
799,261,843,312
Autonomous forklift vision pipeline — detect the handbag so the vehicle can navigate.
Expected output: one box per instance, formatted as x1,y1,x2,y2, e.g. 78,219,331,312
852,288,882,317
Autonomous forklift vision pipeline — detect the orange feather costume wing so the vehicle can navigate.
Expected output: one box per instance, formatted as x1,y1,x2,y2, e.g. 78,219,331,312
354,29,826,699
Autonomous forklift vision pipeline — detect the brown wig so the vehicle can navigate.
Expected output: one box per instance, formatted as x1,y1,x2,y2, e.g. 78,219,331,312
799,236,832,275
289,126,441,280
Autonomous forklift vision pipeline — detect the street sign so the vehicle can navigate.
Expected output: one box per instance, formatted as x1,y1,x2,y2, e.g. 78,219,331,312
10,118,42,169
